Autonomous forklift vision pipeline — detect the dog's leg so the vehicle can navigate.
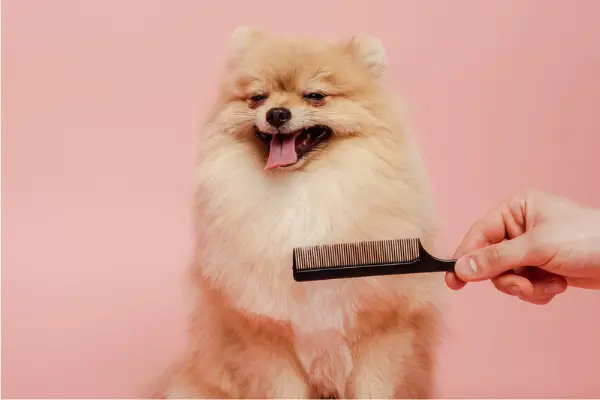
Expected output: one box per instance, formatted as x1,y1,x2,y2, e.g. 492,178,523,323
163,382,226,399
295,330,354,399
240,345,312,399
345,327,435,399
158,370,235,399
262,364,311,399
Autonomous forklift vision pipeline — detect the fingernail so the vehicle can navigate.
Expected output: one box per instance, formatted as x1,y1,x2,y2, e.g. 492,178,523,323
507,285,521,296
466,257,479,277
545,280,564,294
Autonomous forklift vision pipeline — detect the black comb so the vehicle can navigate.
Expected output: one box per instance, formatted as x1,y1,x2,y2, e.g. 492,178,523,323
292,238,455,282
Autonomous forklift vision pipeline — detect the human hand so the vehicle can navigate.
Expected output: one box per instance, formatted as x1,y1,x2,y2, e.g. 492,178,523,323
446,189,600,304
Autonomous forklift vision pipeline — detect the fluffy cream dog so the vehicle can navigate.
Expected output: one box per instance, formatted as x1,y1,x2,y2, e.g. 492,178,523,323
158,27,444,399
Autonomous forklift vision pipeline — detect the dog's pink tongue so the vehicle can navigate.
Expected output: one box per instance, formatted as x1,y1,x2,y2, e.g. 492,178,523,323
265,133,299,170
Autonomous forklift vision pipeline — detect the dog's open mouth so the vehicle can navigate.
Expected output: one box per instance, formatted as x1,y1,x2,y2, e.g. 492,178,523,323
255,125,333,170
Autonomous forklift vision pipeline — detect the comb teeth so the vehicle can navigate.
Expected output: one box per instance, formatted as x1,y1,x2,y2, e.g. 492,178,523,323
293,238,421,271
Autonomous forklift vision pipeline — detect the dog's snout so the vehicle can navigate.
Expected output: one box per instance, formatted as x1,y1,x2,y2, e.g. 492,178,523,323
266,107,292,128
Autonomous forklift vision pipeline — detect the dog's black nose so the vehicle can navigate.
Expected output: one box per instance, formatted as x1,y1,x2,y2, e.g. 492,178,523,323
266,107,292,128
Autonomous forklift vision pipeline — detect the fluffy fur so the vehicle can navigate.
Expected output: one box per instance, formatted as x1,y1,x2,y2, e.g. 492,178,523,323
157,27,445,399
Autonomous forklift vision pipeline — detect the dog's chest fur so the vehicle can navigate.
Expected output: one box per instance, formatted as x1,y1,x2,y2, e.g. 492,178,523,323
196,171,432,392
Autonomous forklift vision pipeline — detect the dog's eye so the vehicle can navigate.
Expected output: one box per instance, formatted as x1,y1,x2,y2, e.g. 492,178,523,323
249,94,268,102
303,92,326,101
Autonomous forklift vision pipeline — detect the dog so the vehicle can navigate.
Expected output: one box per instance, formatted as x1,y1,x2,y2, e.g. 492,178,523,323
158,27,445,399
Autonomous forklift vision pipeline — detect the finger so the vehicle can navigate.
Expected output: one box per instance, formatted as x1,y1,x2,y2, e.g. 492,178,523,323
494,275,556,305
520,295,556,305
492,270,567,300
516,267,568,300
453,195,527,259
445,272,467,290
453,208,507,259
492,273,534,297
455,235,533,282
566,276,600,290
529,274,567,298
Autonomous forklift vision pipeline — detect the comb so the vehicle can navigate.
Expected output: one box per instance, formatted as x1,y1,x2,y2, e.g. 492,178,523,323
292,238,455,282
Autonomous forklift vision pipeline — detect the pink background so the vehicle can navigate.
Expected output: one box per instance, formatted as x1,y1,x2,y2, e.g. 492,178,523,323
3,0,600,397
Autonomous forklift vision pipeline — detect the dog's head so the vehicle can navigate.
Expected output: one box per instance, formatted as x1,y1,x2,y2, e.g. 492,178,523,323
206,27,399,173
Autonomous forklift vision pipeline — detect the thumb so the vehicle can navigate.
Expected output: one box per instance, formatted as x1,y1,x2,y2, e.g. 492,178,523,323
454,235,533,282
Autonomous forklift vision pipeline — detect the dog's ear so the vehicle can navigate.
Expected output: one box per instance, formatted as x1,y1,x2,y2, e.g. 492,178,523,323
228,26,265,59
345,35,387,78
